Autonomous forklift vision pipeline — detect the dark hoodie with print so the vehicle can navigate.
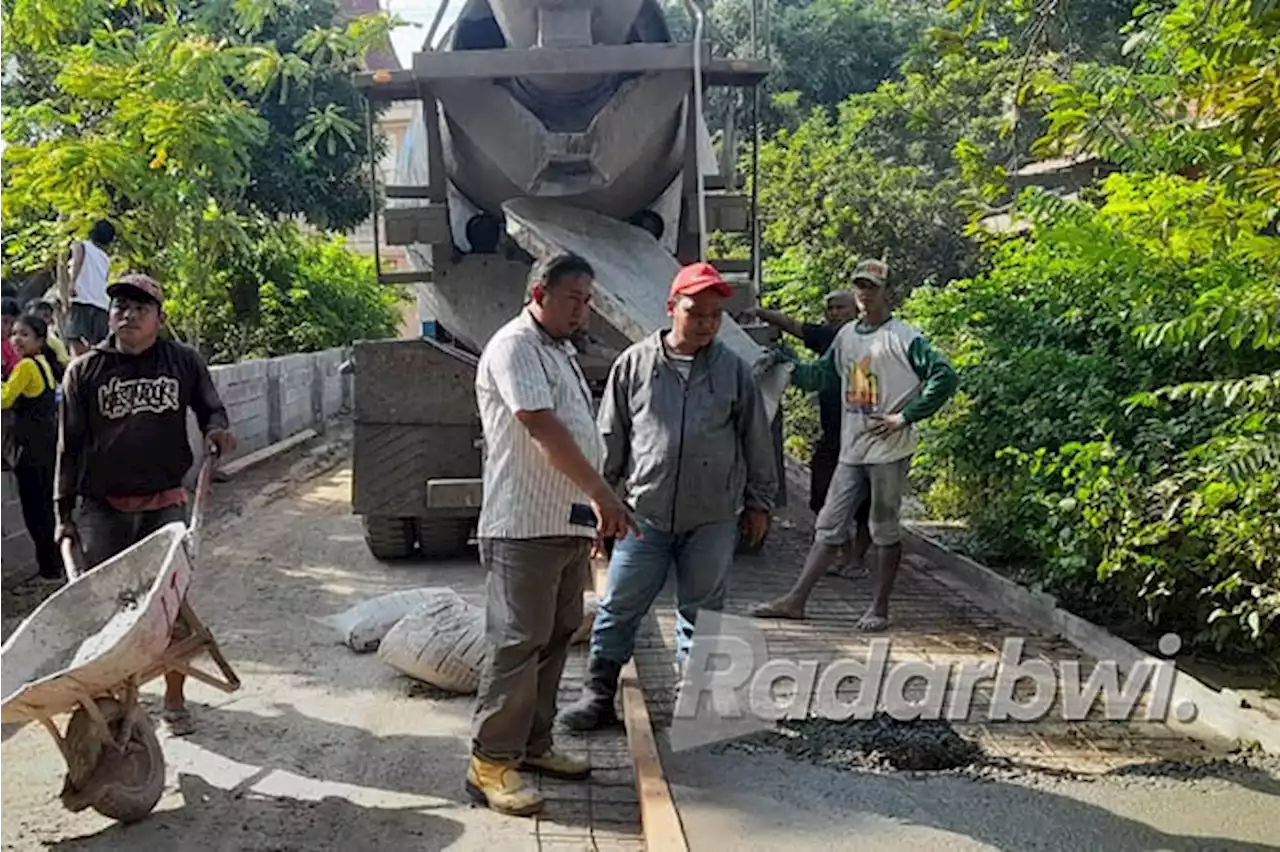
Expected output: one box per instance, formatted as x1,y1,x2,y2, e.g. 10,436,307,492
55,335,229,522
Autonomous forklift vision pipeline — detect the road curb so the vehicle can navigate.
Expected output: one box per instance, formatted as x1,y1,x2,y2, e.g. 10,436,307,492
215,429,319,480
782,454,1280,755
593,561,689,852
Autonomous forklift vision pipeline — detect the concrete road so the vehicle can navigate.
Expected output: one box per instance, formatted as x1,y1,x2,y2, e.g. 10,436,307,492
1,441,639,851
663,740,1280,851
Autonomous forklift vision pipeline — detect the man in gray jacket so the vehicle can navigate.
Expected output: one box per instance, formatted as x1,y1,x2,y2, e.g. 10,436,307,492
559,262,778,731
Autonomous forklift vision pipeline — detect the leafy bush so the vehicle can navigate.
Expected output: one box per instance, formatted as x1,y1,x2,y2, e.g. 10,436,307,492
904,175,1280,655
164,223,401,364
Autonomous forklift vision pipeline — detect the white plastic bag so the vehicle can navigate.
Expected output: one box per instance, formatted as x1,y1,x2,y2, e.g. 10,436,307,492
315,588,456,653
378,590,488,693
570,590,599,645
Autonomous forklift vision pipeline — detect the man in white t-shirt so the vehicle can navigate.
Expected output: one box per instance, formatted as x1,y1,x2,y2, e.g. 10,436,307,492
749,258,959,630
65,220,115,356
466,253,638,818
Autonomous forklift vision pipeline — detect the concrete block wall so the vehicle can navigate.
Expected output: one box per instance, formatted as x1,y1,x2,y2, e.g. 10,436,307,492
183,346,354,480
212,357,273,456
2,347,352,582
271,353,317,444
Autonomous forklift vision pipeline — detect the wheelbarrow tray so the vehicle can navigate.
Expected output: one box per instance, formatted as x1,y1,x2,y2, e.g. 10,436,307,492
1,522,192,725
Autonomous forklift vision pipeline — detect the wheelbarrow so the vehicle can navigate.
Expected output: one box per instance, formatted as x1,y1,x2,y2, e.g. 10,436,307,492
0,453,240,824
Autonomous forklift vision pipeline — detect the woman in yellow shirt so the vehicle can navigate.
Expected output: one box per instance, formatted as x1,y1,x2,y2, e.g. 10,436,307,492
2,313,65,581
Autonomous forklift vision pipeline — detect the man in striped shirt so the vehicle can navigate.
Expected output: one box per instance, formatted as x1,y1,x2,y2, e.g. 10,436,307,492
466,253,638,817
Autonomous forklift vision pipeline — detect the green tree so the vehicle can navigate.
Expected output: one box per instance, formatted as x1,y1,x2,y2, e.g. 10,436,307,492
1,0,396,351
899,0,1280,654
703,0,937,128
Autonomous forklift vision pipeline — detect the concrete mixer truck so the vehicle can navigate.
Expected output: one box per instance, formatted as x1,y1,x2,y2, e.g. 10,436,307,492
348,0,788,560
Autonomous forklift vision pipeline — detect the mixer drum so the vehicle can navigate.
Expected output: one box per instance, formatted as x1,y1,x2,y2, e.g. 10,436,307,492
433,0,691,221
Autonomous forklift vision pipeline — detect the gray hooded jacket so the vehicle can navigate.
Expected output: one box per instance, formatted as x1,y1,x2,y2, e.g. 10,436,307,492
597,331,777,534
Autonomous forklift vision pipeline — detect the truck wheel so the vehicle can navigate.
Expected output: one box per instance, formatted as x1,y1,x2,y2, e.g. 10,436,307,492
61,698,165,824
363,516,417,560
417,517,474,559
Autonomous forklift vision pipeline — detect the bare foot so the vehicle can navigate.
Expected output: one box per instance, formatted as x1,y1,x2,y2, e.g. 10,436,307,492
748,599,806,620
856,611,889,632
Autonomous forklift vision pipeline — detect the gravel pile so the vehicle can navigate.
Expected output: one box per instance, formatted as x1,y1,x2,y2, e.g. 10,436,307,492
717,714,1280,793
720,714,985,772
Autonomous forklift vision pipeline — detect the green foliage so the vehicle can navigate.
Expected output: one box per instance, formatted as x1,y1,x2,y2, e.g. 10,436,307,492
756,101,978,303
1038,0,1280,201
753,0,1280,657
1,0,398,358
905,173,1280,655
164,222,401,365
704,0,938,128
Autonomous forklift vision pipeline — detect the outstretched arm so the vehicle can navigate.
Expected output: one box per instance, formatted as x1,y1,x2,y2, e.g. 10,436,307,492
789,345,841,395
744,307,806,340
187,349,235,456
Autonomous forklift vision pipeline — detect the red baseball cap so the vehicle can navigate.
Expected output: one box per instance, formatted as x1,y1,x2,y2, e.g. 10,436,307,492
107,272,165,306
668,262,733,307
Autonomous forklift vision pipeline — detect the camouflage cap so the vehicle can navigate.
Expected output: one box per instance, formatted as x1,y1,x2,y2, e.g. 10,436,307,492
852,258,889,287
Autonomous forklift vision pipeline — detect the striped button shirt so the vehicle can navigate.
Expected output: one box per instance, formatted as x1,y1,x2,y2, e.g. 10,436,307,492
475,308,603,539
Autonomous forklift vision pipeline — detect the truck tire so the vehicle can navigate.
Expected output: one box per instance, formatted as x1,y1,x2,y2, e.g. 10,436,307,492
363,516,417,560
61,698,165,824
417,517,474,559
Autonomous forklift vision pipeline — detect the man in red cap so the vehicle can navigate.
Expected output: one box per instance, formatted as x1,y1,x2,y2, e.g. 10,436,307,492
558,262,778,731
56,272,236,736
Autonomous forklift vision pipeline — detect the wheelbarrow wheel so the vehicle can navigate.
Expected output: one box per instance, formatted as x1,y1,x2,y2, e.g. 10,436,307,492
61,697,165,824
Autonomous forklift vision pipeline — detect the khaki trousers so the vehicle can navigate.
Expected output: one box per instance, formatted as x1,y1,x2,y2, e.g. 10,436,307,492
471,535,590,763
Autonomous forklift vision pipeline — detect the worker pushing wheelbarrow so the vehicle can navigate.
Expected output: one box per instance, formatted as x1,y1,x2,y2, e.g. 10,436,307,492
1,451,240,823
1,271,240,823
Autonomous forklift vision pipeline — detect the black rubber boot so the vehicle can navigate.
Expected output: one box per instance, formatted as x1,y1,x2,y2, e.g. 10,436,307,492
558,656,623,731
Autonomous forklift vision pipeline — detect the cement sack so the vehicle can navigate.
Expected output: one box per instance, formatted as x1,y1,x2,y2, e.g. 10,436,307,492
378,590,488,694
314,588,456,653
570,590,599,645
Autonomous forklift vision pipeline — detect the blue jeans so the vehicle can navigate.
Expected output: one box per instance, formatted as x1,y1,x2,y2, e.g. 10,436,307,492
591,519,740,665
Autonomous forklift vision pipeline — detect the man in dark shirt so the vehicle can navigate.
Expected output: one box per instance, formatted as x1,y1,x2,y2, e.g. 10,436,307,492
55,272,236,736
743,291,870,573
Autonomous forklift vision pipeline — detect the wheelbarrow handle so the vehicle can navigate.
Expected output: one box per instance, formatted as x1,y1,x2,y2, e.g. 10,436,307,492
186,449,218,558
61,537,87,582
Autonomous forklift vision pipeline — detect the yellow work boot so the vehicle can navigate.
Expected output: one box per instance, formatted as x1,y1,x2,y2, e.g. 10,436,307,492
521,747,591,781
465,755,544,816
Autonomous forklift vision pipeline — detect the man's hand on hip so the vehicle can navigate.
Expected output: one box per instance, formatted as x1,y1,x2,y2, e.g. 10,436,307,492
867,412,908,439
741,508,769,547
